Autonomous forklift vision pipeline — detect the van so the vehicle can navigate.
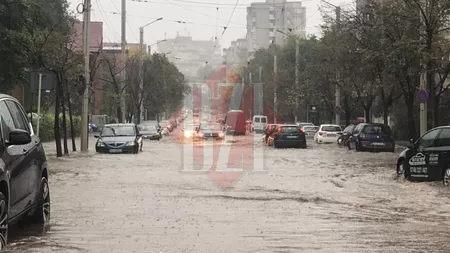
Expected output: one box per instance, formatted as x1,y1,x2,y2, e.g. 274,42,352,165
252,115,267,133
225,110,246,135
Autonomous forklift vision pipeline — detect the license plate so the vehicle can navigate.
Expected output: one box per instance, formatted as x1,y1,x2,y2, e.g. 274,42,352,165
372,142,385,146
109,149,122,153
287,136,298,139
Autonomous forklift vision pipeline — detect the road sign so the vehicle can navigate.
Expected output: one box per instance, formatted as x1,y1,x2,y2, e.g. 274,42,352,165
334,105,341,114
308,105,318,113
417,89,429,103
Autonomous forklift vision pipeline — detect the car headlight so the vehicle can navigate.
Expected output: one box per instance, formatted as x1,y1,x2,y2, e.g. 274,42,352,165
184,131,192,137
198,132,204,137
126,142,136,146
218,132,224,137
97,141,105,147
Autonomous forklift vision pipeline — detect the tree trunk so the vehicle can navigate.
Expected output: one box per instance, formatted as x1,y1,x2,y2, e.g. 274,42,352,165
54,77,62,157
405,95,417,139
434,93,440,127
65,79,76,151
60,82,69,155
117,105,123,123
343,95,351,126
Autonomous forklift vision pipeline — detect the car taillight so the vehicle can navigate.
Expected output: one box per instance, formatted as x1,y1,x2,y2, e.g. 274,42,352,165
360,133,366,139
277,127,282,133
319,131,325,136
299,128,304,132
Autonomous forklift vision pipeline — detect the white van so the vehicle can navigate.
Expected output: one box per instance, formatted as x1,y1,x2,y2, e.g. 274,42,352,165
252,115,268,133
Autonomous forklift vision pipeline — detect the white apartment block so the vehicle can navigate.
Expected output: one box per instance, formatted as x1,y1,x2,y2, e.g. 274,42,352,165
157,33,222,79
246,0,306,58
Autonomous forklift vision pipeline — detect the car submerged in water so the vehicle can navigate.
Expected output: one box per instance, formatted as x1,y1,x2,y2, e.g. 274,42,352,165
396,126,450,185
138,123,162,140
95,123,143,153
347,123,395,152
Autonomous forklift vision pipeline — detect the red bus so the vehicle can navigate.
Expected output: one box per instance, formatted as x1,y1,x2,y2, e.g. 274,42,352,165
225,110,246,135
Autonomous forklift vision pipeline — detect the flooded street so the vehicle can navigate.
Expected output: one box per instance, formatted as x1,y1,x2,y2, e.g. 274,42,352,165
5,134,450,253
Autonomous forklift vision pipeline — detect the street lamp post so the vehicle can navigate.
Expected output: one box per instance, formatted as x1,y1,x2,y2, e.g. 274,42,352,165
138,17,163,124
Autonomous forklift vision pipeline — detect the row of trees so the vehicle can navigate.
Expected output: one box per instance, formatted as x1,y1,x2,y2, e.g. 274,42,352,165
237,0,450,140
1,0,189,157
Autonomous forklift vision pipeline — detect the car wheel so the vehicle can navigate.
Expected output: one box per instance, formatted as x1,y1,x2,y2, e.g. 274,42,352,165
397,160,406,179
355,142,362,152
273,141,278,148
0,193,8,250
31,177,50,224
443,168,450,186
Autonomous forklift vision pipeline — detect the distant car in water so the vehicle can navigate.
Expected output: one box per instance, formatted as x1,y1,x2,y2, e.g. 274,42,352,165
268,124,307,148
95,123,143,153
347,123,395,152
337,124,355,146
138,124,162,140
198,123,225,140
301,125,318,139
314,124,342,144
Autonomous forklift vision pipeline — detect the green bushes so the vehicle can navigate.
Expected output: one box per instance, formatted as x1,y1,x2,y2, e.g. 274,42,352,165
29,114,81,142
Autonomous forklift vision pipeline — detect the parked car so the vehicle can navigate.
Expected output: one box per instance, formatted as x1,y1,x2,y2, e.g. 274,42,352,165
268,124,307,148
347,123,395,152
337,124,356,146
0,95,51,249
396,126,450,184
138,123,162,140
301,125,318,139
95,123,143,153
314,124,343,144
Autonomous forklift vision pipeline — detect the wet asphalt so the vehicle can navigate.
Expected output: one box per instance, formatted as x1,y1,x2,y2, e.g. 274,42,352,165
4,131,450,253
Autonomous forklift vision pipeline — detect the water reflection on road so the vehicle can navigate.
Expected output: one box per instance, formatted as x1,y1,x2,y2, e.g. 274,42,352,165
5,134,450,253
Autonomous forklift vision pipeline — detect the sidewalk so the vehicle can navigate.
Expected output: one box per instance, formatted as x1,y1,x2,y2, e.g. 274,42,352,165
42,135,97,157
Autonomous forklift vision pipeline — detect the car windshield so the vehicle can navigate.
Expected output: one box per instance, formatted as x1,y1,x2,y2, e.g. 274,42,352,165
201,124,222,130
281,126,300,133
304,126,318,131
101,126,135,136
362,125,391,135
139,125,158,132
322,126,342,132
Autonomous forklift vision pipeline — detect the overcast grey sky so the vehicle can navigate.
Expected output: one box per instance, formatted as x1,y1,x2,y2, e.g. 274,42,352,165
68,0,352,51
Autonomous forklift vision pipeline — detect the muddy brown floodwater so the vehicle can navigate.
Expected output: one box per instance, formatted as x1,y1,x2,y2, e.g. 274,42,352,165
4,133,450,253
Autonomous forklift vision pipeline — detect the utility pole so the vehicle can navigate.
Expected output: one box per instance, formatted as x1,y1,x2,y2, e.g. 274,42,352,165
294,38,299,123
419,10,427,136
273,55,277,124
37,73,43,137
335,6,341,126
138,27,144,124
120,0,127,123
259,66,263,115
81,0,91,151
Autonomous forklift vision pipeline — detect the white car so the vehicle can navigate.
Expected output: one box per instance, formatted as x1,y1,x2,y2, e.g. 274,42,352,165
314,124,343,143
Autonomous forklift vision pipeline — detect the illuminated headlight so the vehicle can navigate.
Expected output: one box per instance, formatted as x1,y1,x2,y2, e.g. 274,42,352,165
184,131,192,137
218,132,224,137
97,141,105,147
126,142,136,146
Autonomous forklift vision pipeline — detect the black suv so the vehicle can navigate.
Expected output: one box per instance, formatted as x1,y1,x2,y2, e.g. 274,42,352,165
0,94,50,250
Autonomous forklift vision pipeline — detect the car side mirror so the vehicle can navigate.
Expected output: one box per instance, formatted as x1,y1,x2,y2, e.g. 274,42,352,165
407,138,415,149
94,135,99,138
8,129,31,145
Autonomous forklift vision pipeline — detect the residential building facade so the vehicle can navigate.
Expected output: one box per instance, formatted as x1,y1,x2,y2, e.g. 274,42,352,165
156,34,222,79
246,0,306,58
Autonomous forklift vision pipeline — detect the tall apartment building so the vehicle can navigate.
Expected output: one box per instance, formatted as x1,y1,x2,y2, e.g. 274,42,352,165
157,34,222,79
246,0,306,58
223,38,248,67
